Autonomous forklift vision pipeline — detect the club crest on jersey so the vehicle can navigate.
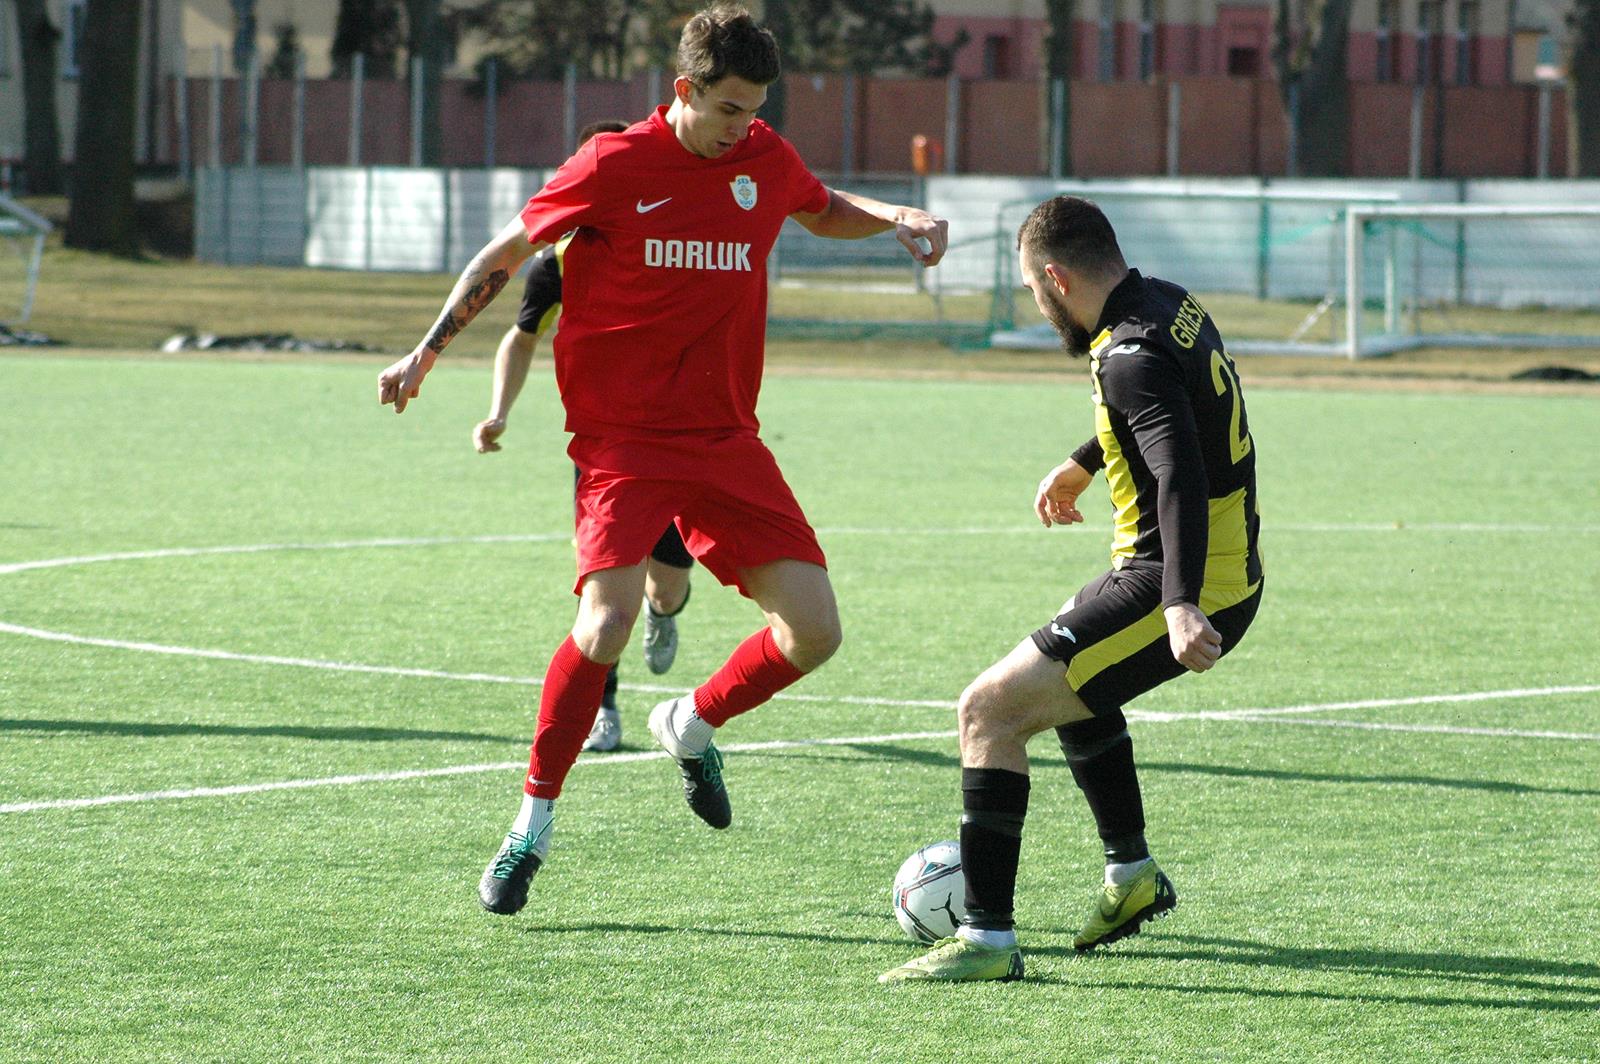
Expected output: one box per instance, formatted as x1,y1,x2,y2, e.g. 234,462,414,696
730,175,757,211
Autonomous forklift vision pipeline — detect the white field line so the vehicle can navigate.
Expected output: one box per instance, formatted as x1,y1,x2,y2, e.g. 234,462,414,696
0,730,958,814
0,619,952,708
3,520,1599,578
0,620,545,687
3,533,1598,814
9,618,1596,721
1226,716,1600,742
9,699,1600,815
0,534,575,577
1179,684,1600,721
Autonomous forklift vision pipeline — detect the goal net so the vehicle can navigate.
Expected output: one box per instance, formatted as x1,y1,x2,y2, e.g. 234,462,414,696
984,185,1406,358
984,189,1600,361
1345,204,1600,359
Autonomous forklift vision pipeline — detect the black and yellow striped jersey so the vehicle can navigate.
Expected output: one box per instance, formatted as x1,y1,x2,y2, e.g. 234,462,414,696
1069,269,1261,609
514,234,575,336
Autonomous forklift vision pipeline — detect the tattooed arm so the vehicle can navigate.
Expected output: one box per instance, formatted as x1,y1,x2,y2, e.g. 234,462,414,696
379,216,545,414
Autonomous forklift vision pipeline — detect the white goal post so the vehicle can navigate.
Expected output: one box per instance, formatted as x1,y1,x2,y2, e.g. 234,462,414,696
1344,203,1600,360
0,194,51,325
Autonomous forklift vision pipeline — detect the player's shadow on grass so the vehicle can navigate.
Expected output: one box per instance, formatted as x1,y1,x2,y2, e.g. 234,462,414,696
838,743,960,768
1142,760,1600,799
1029,933,1600,1009
521,921,906,948
0,717,519,744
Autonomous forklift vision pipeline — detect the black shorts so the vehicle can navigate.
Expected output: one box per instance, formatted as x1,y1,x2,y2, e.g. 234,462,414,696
648,523,694,569
1030,566,1262,716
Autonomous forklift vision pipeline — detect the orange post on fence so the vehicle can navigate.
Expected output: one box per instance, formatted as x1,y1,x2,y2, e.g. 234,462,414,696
910,134,943,176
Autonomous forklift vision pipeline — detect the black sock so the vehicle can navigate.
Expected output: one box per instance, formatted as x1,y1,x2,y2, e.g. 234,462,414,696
959,767,1030,931
1057,710,1148,864
602,664,619,708
648,581,692,618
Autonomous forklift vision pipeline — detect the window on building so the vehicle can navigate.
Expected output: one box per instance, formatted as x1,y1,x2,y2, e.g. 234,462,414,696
1226,46,1260,77
1375,0,1397,83
1416,0,1443,85
1535,32,1560,79
982,35,1012,79
1455,0,1478,85
1099,0,1117,81
1138,0,1158,80
62,0,88,78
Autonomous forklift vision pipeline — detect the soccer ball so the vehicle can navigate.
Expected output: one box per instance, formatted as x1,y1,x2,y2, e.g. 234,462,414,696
891,840,966,943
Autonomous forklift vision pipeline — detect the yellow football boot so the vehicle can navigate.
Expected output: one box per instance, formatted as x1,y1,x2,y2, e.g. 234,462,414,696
879,936,1025,984
1073,860,1177,952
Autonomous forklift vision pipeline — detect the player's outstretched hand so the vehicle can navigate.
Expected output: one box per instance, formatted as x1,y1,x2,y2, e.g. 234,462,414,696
378,347,437,414
1164,603,1222,672
474,416,507,453
1034,460,1092,527
895,209,949,267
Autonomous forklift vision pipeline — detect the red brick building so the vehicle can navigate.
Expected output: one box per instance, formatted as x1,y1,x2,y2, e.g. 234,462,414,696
927,0,1572,87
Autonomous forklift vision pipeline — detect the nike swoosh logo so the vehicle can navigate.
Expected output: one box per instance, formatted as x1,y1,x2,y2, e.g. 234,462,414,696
1050,623,1077,643
1098,891,1135,922
636,197,672,213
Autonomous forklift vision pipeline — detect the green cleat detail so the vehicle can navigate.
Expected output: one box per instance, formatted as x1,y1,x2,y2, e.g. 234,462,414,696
478,830,546,916
878,936,1026,984
1073,860,1177,952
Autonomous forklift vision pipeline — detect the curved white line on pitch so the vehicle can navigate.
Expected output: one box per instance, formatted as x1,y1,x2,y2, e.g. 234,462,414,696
1,534,1595,716
0,534,576,577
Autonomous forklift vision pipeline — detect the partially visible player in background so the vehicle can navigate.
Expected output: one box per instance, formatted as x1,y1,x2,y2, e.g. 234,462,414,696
881,195,1262,984
473,120,693,754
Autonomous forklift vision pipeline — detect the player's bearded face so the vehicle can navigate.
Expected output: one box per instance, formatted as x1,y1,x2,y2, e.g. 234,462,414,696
1022,253,1092,357
1039,284,1093,357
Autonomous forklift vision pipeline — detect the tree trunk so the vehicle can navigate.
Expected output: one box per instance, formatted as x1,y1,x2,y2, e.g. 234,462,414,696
404,0,443,165
65,0,143,255
1274,0,1352,177
1044,0,1075,175
230,0,258,74
17,0,64,195
1569,0,1600,177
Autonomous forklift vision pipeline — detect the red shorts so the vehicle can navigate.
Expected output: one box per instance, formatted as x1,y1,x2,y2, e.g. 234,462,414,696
567,432,826,597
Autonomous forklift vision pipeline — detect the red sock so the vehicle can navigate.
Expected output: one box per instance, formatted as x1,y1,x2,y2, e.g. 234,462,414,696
525,636,612,799
693,628,806,727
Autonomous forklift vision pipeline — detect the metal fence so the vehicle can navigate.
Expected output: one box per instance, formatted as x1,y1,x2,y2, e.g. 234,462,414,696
170,46,1575,183
195,166,1600,356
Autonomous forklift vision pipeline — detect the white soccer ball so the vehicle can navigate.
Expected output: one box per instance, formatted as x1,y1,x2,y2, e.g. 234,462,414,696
891,840,967,943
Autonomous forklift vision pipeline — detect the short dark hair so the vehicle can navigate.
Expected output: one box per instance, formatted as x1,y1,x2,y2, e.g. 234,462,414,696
677,6,780,89
1016,196,1127,280
578,120,628,145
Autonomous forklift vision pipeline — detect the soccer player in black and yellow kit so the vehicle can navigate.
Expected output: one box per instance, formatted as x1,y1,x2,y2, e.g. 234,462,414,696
882,196,1262,983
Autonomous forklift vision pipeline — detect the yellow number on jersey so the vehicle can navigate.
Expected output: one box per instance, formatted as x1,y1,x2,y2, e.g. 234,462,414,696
1210,349,1253,464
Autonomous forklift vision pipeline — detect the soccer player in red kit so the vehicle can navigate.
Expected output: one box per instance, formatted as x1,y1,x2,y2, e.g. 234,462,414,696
377,5,949,916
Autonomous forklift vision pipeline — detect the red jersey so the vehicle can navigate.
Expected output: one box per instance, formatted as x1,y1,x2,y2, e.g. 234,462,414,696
519,107,830,438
